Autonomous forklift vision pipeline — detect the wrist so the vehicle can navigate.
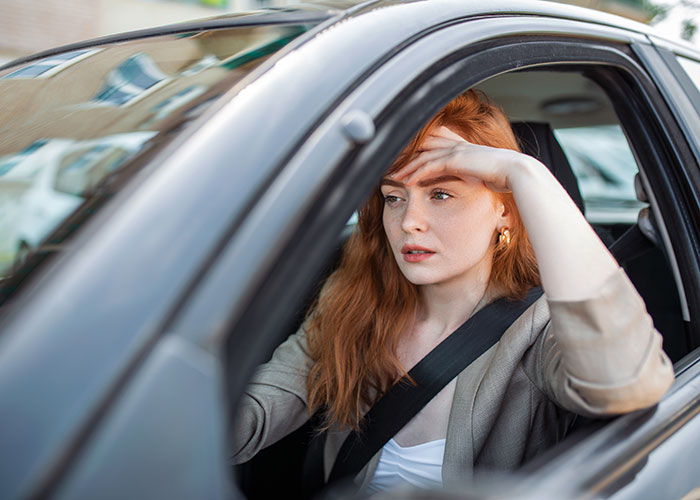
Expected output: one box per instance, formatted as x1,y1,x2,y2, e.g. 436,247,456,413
508,154,549,190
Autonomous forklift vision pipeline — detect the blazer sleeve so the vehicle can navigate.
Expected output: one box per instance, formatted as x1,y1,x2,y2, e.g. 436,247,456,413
230,326,314,463
537,267,675,417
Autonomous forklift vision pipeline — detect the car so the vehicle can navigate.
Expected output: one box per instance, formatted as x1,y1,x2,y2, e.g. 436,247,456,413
1,1,700,498
0,133,156,273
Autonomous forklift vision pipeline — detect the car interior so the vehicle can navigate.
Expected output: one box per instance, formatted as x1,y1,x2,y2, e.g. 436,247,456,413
235,67,687,499
480,70,685,361
480,70,685,362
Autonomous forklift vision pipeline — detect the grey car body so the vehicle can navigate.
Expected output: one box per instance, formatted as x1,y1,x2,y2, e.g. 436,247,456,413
1,1,700,498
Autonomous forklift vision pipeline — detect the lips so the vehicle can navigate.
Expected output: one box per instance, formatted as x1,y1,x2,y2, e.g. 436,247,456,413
401,244,435,263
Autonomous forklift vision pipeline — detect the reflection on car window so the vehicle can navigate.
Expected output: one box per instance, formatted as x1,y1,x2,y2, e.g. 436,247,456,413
1,49,99,79
554,125,646,224
0,23,314,299
0,133,155,273
92,53,169,107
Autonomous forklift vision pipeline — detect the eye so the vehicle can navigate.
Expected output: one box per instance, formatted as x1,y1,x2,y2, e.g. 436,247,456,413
383,194,402,206
431,190,451,201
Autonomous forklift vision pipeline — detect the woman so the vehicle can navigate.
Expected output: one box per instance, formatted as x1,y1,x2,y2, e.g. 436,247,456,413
233,90,674,492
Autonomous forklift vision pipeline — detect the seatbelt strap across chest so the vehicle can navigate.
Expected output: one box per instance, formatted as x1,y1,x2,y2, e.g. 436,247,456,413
326,286,544,485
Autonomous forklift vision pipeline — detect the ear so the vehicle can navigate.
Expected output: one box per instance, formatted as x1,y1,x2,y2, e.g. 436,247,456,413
496,200,514,230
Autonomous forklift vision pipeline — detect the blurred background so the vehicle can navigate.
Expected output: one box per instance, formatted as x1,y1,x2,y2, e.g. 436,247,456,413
0,0,698,64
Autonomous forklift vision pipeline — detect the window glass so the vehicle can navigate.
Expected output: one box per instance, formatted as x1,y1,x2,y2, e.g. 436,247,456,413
1,49,99,79
677,55,700,90
554,125,646,224
92,53,169,106
0,23,314,296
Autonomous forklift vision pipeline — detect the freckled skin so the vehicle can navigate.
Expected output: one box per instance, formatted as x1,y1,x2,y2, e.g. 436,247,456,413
392,126,620,301
381,177,505,290
380,176,509,447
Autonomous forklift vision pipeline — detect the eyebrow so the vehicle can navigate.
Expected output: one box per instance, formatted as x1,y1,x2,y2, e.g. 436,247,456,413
380,175,464,188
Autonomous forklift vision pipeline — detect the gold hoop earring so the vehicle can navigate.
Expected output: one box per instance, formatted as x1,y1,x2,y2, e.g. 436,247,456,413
498,228,511,246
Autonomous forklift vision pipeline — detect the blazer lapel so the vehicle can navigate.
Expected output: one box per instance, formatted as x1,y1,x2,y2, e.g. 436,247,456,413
442,343,498,486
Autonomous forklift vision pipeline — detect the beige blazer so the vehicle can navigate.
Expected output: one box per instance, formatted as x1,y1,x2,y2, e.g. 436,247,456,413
233,268,674,488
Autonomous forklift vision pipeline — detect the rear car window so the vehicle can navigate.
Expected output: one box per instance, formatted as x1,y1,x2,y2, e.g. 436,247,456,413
0,23,313,299
554,124,646,224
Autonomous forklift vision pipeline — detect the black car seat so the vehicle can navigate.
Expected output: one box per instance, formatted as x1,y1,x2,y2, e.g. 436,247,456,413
511,121,619,246
511,122,586,212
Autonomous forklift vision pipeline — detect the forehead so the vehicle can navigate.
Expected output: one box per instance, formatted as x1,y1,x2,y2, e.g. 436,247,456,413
380,175,464,188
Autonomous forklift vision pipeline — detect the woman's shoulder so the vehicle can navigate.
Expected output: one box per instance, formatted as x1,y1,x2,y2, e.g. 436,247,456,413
493,291,550,347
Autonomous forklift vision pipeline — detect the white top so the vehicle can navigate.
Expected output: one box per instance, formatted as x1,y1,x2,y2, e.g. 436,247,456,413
365,438,446,493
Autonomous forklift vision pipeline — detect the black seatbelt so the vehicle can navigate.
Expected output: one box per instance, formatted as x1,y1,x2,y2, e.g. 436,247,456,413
609,224,655,264
303,286,543,494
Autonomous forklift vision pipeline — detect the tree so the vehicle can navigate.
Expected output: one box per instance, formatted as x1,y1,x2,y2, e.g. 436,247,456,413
682,18,698,40
640,0,700,42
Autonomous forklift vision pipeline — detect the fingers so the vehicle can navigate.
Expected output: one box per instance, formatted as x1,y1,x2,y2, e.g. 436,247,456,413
389,126,513,188
433,126,467,142
402,156,455,185
419,136,459,150
419,127,471,150
392,149,453,183
394,128,469,182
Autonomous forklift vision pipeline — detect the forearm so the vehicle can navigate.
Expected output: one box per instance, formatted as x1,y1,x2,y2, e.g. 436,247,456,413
232,387,309,463
230,328,313,462
509,157,619,301
511,159,674,413
539,269,674,416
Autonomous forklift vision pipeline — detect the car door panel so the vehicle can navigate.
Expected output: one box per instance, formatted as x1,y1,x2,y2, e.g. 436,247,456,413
53,335,232,500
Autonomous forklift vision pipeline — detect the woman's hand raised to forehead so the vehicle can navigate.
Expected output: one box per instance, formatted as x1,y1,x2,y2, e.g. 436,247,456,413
393,126,621,301
390,126,542,192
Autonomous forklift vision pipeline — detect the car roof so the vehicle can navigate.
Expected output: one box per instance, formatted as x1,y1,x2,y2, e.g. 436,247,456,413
3,0,695,74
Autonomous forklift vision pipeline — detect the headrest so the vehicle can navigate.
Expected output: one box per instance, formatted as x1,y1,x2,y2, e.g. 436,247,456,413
510,122,585,214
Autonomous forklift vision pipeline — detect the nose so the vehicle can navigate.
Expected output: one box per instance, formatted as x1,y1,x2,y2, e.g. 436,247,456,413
400,196,428,233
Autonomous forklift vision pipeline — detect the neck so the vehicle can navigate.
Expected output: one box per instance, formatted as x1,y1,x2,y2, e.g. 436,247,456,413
416,264,496,338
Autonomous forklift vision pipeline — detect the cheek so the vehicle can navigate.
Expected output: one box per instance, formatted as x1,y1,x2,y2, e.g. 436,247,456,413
437,198,499,248
382,209,399,249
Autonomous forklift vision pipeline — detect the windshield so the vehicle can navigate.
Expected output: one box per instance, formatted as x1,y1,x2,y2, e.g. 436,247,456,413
0,23,313,300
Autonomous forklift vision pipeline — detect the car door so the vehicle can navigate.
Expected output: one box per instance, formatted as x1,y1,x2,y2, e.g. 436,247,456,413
0,18,336,500
523,36,700,500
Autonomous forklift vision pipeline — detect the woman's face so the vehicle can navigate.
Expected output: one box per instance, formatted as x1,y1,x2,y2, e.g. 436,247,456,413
380,173,509,288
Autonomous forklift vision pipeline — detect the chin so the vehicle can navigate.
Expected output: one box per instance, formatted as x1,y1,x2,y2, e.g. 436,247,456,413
398,268,447,286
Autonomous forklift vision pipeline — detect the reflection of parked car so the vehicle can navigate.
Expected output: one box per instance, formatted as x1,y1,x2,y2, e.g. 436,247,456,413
2,2,700,499
0,133,154,272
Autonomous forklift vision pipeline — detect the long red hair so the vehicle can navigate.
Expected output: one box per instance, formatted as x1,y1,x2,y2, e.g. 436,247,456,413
306,90,540,431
